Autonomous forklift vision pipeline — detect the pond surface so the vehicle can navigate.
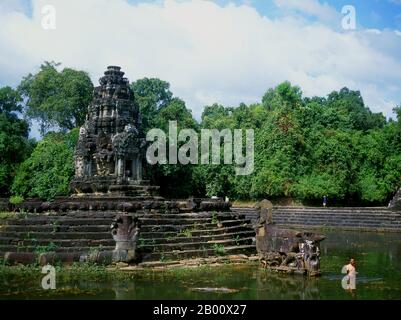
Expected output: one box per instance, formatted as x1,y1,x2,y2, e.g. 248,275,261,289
1,230,401,300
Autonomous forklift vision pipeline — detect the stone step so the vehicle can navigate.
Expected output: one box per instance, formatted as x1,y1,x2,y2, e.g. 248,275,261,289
0,238,114,247
275,223,401,231
0,245,114,253
0,225,253,240
273,212,400,218
3,211,244,221
1,225,113,232
142,244,256,262
274,220,401,227
232,210,401,220
272,216,401,223
1,219,251,233
33,211,242,218
0,230,255,246
140,220,251,232
238,209,399,218
140,230,255,245
272,214,401,221
0,209,255,262
0,236,253,250
3,220,249,233
3,215,243,226
273,206,389,210
0,237,254,254
0,244,257,263
140,237,254,252
232,207,395,214
274,217,399,222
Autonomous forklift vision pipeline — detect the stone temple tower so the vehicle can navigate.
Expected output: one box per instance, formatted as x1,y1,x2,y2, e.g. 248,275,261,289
70,66,158,197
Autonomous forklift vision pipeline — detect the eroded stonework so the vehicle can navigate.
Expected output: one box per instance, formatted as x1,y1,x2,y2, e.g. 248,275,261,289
389,188,401,211
70,66,157,196
254,200,325,276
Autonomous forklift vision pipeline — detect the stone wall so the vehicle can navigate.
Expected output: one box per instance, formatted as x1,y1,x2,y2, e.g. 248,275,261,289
233,206,401,232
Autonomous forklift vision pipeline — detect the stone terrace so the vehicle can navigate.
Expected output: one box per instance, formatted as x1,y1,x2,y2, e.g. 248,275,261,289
232,206,401,232
0,210,255,262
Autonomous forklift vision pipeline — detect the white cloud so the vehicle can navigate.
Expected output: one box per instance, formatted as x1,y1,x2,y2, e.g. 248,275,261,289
273,0,341,26
0,0,26,13
0,0,400,128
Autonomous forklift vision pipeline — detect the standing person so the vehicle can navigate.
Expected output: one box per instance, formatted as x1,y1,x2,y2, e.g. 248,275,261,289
323,195,328,207
342,258,357,291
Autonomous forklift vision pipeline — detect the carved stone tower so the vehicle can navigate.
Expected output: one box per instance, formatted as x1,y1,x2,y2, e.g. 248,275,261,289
70,66,158,197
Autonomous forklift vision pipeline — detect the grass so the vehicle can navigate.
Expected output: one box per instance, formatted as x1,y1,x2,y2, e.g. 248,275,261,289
213,243,226,255
232,200,258,207
51,220,60,234
34,242,58,254
178,228,193,238
138,237,146,247
211,212,219,224
233,235,241,246
0,211,17,220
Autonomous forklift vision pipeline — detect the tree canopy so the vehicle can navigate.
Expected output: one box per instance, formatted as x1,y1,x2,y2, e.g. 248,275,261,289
18,62,93,135
11,129,78,200
1,63,400,205
0,87,33,196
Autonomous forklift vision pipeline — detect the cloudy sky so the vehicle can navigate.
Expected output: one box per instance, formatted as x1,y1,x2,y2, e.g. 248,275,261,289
0,0,401,138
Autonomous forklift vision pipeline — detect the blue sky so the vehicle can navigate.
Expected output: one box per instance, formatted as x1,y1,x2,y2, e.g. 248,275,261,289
9,0,401,35
1,0,401,139
123,0,401,30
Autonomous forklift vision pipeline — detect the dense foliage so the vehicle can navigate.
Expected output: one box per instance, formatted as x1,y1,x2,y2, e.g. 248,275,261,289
11,129,78,200
131,79,202,197
0,87,33,196
2,64,400,204
18,62,93,135
198,83,401,205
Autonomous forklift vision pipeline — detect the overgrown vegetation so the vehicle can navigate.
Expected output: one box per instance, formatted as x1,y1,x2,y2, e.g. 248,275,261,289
0,212,16,219
34,242,58,254
11,129,78,200
213,243,226,255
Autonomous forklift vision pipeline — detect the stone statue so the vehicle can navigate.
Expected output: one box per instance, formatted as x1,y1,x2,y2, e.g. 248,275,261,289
74,156,85,178
389,188,401,211
254,200,325,276
110,214,141,263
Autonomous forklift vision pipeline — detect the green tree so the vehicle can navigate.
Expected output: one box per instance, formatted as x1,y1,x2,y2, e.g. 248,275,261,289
11,129,79,200
18,62,93,135
0,87,33,196
130,78,173,132
326,87,385,131
132,78,201,197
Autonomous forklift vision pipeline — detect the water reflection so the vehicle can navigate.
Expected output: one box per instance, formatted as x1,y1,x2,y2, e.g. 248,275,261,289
1,230,401,300
256,271,320,300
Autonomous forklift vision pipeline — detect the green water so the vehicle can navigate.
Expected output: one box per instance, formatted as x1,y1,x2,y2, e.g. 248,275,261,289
1,230,401,300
